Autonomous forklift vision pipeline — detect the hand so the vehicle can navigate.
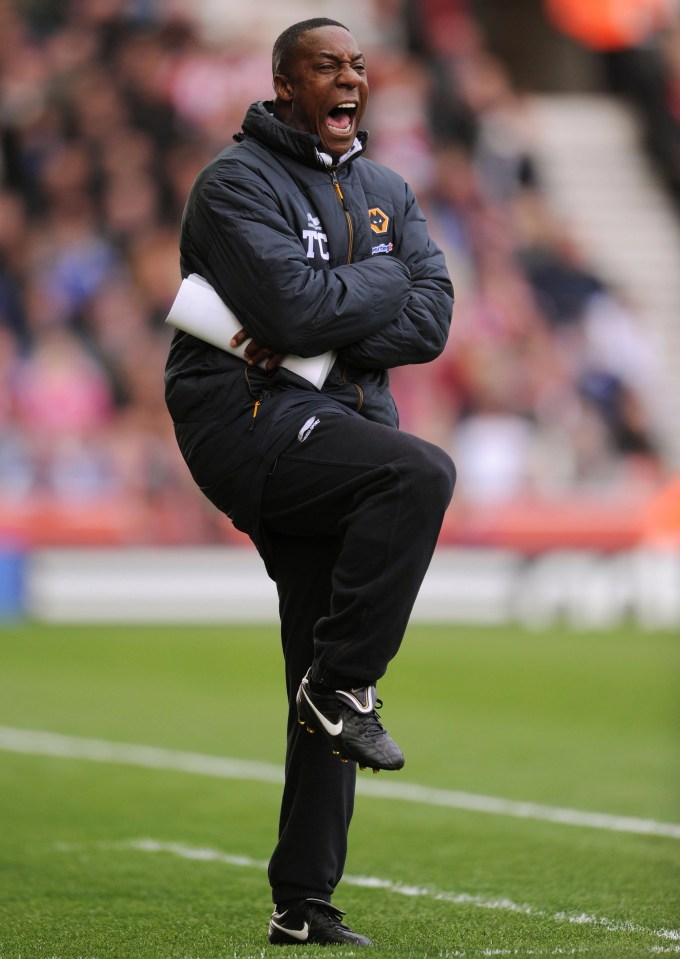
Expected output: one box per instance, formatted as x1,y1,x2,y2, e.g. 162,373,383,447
230,328,286,371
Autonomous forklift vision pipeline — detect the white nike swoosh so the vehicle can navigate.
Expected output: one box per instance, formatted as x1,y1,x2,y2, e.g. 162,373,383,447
302,687,343,737
270,919,309,941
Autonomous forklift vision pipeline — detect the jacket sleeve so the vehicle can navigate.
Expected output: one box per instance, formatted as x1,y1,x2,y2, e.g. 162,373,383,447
336,184,453,369
186,170,413,357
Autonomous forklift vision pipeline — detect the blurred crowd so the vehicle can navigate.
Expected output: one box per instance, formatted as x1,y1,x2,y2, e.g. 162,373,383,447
545,0,680,208
0,0,677,545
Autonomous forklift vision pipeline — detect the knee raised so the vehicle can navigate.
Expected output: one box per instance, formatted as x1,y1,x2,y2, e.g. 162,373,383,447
408,444,456,510
432,447,457,506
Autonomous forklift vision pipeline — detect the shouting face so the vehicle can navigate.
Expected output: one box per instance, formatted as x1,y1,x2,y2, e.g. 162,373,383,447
274,25,368,158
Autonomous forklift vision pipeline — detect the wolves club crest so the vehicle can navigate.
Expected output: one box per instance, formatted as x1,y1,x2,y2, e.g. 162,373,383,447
368,207,389,235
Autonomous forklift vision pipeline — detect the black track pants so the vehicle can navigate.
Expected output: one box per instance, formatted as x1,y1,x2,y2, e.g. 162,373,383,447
263,412,455,904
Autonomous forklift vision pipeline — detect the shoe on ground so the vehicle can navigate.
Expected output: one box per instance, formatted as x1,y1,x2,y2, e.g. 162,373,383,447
268,897,373,946
296,670,405,771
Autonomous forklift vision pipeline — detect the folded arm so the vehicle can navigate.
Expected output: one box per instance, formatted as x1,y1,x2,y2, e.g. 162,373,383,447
338,185,453,369
186,172,413,358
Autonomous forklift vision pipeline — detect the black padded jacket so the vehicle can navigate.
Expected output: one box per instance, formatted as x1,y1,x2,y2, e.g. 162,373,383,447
164,100,453,557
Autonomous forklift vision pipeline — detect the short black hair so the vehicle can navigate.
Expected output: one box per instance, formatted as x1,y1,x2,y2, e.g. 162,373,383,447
272,18,349,76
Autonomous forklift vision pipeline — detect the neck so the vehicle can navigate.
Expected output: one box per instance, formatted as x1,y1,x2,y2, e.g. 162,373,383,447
272,98,291,126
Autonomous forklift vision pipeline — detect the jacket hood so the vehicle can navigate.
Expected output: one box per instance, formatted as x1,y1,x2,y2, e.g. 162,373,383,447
237,100,368,168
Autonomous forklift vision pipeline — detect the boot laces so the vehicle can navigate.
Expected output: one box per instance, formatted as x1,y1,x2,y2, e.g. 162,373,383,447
314,901,350,931
354,699,386,741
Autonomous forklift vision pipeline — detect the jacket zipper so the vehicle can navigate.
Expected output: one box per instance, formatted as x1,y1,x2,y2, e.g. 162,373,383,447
246,170,360,423
330,168,364,412
330,169,354,264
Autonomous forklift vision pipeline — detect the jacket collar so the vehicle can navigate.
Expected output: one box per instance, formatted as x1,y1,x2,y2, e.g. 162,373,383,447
238,100,368,168
316,138,364,168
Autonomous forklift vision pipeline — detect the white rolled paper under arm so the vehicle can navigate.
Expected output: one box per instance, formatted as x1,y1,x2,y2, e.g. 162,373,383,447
165,273,336,390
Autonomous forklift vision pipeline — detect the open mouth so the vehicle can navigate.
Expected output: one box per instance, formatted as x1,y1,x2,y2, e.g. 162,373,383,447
326,102,357,135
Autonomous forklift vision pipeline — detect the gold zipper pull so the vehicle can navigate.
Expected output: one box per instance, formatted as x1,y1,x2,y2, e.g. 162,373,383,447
331,172,345,204
248,399,261,432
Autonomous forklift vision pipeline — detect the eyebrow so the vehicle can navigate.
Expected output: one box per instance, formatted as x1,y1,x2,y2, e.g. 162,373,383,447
317,51,365,62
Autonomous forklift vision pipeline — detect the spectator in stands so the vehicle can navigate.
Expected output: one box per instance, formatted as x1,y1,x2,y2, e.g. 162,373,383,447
545,0,680,209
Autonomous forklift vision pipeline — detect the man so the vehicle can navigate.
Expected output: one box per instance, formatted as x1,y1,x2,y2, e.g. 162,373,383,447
165,18,455,947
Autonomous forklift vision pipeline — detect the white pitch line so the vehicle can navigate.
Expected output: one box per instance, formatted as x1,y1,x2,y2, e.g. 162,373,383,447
66,838,680,945
2,725,679,840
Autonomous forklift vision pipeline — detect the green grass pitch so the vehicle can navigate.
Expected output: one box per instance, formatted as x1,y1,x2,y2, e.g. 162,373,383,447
0,619,678,958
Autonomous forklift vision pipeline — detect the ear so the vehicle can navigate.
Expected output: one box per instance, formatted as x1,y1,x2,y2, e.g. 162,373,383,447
273,74,293,101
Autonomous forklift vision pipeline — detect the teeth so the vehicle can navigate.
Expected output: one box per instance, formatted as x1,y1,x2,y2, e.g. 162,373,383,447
327,102,356,135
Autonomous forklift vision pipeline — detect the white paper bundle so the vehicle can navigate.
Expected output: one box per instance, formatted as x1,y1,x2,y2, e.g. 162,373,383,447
165,273,335,389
